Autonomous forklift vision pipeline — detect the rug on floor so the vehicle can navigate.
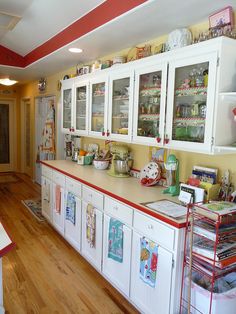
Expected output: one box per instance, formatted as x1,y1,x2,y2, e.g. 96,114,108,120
21,199,45,222
0,174,19,183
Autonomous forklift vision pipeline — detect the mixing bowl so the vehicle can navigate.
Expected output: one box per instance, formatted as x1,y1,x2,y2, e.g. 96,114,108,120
93,159,110,170
114,159,130,174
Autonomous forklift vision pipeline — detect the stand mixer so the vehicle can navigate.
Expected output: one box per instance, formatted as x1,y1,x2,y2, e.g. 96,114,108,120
107,145,131,178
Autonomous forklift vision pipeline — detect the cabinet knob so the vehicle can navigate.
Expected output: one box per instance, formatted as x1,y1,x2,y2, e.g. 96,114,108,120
156,137,161,143
102,131,105,136
106,130,110,137
164,135,169,144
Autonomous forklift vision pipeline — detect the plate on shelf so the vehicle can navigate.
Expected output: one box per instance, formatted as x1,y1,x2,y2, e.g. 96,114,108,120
140,161,162,186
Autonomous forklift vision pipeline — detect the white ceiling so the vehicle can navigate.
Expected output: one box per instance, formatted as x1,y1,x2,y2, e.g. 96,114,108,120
0,0,236,84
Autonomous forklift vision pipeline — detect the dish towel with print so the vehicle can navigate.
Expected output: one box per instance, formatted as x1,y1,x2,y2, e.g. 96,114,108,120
44,180,50,202
140,236,158,288
108,218,124,263
55,185,61,213
66,192,76,225
86,203,96,248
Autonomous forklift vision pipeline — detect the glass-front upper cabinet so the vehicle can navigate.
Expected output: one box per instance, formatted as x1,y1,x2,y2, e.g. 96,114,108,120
74,81,89,135
61,78,75,133
108,70,134,141
133,62,168,146
89,75,108,137
165,52,218,153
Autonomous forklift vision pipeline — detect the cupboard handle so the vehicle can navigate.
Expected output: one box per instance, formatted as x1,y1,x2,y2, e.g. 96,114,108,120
106,130,110,137
156,136,161,143
102,131,105,136
164,135,169,144
148,224,154,230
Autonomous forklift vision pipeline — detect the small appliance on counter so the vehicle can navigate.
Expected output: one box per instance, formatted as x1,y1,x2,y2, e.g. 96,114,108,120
107,145,132,178
163,154,180,196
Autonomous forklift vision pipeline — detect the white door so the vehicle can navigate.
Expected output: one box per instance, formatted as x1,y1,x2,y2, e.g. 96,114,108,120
102,214,132,297
21,98,31,176
41,176,52,222
165,52,218,153
0,100,15,172
130,231,173,314
74,80,89,136
107,69,134,142
64,191,82,252
132,61,168,146
52,183,65,235
81,201,103,271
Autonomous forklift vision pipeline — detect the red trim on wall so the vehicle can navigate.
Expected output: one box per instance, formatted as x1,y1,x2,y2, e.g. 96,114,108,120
0,45,25,67
0,0,147,68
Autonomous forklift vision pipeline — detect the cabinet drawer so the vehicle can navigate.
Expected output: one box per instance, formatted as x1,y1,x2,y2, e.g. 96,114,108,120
133,211,175,251
104,197,133,226
52,170,65,187
42,165,53,180
82,185,103,210
66,177,82,198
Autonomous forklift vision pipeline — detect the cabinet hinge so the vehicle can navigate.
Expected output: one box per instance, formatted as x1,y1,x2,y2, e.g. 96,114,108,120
217,57,220,67
172,259,175,268
211,137,214,145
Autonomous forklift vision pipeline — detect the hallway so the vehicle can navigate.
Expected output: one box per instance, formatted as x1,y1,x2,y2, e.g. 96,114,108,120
0,174,137,314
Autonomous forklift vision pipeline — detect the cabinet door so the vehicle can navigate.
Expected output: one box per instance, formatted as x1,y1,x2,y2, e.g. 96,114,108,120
102,214,132,297
88,75,109,138
64,191,82,252
133,62,168,146
81,201,103,271
108,70,134,142
52,183,65,235
41,176,52,222
61,79,75,133
74,80,89,135
165,52,218,153
130,231,173,314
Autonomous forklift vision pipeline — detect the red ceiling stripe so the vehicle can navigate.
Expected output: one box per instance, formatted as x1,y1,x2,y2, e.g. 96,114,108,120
0,45,25,67
0,0,148,68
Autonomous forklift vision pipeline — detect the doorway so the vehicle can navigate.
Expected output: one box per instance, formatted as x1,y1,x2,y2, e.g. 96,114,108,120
0,100,15,172
21,98,31,176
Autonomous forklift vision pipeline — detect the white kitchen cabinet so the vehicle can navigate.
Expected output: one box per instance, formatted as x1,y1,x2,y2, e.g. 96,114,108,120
132,59,168,146
61,78,75,133
102,196,133,297
52,182,65,235
130,230,173,314
107,69,134,142
41,176,52,222
88,74,109,138
81,201,103,271
64,191,81,252
74,79,89,136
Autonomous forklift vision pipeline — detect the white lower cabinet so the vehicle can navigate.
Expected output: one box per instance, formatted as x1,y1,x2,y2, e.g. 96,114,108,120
64,191,81,252
130,230,173,314
81,201,103,271
102,213,132,297
52,183,65,235
41,176,52,222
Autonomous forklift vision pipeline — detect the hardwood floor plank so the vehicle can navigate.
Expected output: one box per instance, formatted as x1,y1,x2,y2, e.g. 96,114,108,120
0,173,139,314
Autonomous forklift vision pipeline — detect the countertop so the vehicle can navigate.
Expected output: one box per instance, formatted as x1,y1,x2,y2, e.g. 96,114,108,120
41,160,187,229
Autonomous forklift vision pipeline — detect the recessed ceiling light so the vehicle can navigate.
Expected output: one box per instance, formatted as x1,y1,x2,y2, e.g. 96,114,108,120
68,47,83,53
0,78,18,86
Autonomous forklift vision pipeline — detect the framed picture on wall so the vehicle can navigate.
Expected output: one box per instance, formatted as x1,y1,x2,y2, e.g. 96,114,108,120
209,6,233,29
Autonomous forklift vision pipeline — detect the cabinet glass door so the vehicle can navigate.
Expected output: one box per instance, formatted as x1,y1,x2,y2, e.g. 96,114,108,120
166,52,217,153
75,83,88,135
110,77,131,139
133,63,167,146
63,88,72,130
90,80,107,136
172,62,209,143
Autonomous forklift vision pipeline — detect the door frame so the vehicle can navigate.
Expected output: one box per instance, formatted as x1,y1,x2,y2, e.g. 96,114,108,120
0,99,16,172
21,97,32,176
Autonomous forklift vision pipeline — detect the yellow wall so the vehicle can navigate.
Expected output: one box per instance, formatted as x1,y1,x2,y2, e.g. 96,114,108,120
19,15,236,187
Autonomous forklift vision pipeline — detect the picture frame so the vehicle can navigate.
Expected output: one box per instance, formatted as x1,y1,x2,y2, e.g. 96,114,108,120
209,6,233,29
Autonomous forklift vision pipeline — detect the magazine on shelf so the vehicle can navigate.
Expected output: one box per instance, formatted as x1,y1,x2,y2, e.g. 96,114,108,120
192,237,236,261
193,201,236,221
192,253,236,269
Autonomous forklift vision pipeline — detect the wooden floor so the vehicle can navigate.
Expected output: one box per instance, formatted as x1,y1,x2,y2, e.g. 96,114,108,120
0,173,139,314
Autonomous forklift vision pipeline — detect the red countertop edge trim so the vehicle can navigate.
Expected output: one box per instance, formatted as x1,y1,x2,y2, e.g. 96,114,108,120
41,161,186,229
